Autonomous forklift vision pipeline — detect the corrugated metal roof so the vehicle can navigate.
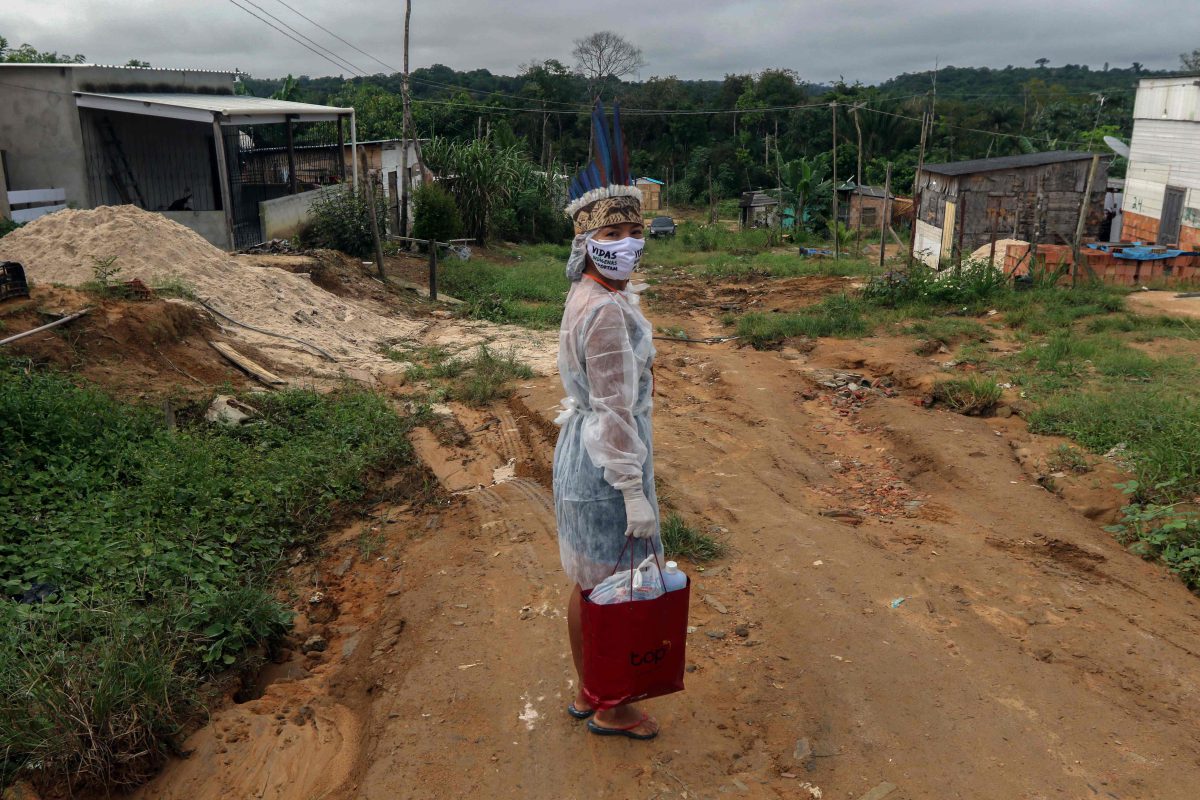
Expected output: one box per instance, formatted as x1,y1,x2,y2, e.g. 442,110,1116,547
76,92,351,116
921,151,1098,176
0,63,234,75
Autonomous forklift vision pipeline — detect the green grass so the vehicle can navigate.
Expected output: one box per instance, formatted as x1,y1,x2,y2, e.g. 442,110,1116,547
401,344,534,407
906,317,990,347
932,376,1003,415
0,362,418,788
660,512,726,562
438,245,568,329
736,293,867,347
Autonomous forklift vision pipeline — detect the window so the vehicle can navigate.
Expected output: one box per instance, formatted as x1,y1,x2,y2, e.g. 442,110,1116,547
862,207,878,226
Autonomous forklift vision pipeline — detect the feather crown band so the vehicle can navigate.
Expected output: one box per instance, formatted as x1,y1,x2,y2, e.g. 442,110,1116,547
565,102,642,225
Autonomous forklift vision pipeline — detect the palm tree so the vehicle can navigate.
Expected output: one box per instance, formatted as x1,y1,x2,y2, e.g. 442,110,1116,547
779,155,833,234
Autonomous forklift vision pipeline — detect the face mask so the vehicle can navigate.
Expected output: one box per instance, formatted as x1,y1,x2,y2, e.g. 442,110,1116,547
587,235,644,280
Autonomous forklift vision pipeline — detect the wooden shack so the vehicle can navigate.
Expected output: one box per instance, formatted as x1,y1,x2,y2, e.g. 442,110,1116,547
635,177,665,212
912,151,1109,267
837,183,912,229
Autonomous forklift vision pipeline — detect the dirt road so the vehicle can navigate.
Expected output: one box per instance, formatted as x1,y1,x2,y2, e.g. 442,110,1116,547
135,275,1200,800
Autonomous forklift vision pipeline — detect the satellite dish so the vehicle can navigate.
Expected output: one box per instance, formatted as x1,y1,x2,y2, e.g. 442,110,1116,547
1103,135,1131,158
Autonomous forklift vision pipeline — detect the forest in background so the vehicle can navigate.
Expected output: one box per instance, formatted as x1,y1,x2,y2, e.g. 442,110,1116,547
237,58,1193,204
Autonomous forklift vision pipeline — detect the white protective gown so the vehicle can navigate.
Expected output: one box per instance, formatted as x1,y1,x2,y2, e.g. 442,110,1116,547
552,276,662,590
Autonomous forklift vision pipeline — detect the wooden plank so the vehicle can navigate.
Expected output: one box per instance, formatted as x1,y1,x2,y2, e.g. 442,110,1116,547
208,340,286,386
8,188,66,204
10,204,67,223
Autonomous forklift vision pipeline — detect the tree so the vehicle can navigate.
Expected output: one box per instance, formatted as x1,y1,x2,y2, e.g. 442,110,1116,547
572,31,646,90
1035,58,1050,69
1132,62,1144,74
1182,49,1200,72
0,34,85,63
125,59,151,68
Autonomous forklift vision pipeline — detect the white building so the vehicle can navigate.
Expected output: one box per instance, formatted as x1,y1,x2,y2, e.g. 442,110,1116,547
1121,76,1200,249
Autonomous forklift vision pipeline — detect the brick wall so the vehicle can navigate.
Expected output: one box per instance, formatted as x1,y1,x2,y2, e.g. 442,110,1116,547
1120,210,1200,251
1001,241,1200,287
1120,210,1159,243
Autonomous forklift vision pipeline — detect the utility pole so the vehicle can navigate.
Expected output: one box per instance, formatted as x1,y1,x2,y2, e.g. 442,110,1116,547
879,163,892,270
401,0,427,184
831,101,839,261
853,102,864,256
909,110,930,266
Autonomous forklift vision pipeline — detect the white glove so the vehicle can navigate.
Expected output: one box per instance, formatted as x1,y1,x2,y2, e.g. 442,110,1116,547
621,485,658,539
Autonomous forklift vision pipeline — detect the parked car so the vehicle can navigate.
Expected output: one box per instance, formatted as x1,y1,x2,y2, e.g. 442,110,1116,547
648,216,676,237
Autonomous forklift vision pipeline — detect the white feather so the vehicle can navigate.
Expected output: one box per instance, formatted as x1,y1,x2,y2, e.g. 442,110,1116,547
563,185,643,219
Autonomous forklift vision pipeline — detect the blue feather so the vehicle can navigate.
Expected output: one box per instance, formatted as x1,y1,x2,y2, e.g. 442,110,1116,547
612,103,629,185
567,100,633,203
592,102,612,186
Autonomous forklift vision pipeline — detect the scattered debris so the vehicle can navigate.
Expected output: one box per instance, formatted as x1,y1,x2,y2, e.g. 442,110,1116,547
301,635,328,654
204,394,259,427
860,781,898,800
703,595,728,614
890,597,907,609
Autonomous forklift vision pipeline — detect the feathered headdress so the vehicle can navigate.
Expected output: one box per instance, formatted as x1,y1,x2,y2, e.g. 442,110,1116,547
565,102,642,235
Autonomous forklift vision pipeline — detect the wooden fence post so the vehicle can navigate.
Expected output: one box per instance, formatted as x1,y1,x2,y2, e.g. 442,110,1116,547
428,240,438,301
879,163,892,270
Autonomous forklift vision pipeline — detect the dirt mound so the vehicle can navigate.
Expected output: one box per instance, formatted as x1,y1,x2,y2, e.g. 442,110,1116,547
0,206,423,377
1,286,263,398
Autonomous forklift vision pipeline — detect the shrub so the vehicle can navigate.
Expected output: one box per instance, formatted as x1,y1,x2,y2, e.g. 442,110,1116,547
302,185,387,258
932,376,1003,415
412,182,464,246
0,218,21,239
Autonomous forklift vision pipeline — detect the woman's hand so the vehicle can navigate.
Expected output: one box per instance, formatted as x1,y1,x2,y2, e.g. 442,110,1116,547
621,486,657,538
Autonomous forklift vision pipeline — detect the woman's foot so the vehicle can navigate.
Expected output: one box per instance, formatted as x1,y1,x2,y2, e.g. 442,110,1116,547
588,704,659,740
567,691,594,719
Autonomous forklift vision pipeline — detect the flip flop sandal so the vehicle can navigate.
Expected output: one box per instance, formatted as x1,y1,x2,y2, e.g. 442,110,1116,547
567,702,595,720
586,713,659,740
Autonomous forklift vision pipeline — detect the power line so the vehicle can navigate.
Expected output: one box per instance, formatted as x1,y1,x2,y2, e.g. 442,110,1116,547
234,0,367,76
266,0,589,110
270,0,394,73
226,0,364,77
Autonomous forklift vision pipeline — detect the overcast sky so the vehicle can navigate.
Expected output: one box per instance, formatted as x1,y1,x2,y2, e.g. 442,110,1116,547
3,1,1195,84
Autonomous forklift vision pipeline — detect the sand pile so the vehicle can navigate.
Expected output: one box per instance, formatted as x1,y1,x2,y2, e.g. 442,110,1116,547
0,206,422,377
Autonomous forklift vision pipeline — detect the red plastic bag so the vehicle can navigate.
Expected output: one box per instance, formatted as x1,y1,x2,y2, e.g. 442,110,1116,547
580,545,690,711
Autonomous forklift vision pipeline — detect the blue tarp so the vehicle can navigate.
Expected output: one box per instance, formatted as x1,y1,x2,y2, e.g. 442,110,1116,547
1086,242,1199,261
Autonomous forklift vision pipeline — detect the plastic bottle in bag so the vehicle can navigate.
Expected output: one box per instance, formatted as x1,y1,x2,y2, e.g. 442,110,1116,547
589,555,664,605
662,561,687,592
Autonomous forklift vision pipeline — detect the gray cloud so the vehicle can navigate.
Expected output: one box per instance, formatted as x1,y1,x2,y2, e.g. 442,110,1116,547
4,0,1195,83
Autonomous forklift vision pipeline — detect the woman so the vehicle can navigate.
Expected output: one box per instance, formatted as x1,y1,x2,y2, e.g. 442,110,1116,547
554,104,663,741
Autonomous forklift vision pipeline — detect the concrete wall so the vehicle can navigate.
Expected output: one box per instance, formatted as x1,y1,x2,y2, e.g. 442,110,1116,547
259,185,337,240
0,64,235,211
162,210,228,248
0,67,91,207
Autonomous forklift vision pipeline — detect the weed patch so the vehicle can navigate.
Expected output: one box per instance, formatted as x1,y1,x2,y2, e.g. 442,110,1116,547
661,512,726,562
736,293,867,347
0,362,416,788
932,376,1003,415
402,344,534,406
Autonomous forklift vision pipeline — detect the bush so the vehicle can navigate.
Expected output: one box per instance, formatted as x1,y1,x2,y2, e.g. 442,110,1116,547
863,259,1007,307
412,183,464,246
932,376,1003,415
302,185,387,258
